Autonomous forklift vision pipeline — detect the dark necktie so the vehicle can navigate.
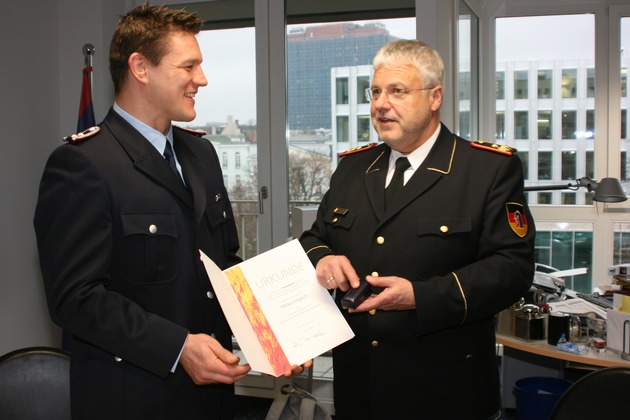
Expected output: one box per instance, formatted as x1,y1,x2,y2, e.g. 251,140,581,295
163,141,183,183
385,157,411,209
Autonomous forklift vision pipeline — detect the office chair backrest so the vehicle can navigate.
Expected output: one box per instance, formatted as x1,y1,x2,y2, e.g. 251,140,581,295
0,346,71,420
549,366,630,420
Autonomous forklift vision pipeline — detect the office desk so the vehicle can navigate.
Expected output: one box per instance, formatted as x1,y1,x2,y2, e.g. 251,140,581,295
496,333,630,368
497,333,630,408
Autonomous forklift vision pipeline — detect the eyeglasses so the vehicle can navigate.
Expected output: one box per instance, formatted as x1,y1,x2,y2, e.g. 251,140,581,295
364,86,434,103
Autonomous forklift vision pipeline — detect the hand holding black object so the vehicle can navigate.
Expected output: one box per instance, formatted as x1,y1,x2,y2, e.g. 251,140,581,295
341,281,373,309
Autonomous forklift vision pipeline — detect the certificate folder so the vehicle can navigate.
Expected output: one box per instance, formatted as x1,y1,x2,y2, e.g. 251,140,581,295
200,239,354,377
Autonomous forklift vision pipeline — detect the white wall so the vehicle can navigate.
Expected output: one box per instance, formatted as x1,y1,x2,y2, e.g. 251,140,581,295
0,0,125,355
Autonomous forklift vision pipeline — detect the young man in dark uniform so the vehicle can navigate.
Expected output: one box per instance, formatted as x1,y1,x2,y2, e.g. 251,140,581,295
34,4,253,419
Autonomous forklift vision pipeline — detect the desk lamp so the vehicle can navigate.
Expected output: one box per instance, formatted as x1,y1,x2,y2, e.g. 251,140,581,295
524,177,628,202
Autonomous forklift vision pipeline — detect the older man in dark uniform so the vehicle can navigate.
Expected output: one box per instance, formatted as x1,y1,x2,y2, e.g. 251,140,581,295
300,40,535,419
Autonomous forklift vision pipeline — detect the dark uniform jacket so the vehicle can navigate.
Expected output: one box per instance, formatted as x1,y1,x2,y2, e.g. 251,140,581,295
300,124,535,419
34,109,241,419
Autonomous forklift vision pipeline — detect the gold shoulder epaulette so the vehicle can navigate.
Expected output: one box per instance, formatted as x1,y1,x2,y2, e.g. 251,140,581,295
63,126,100,145
338,143,378,157
470,140,517,156
174,125,207,138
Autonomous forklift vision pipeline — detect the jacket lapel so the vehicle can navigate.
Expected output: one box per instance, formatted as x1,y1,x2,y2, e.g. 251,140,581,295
103,109,193,208
363,146,390,220
384,124,457,215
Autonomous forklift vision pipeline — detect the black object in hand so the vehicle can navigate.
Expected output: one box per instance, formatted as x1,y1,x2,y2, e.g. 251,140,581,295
341,281,372,309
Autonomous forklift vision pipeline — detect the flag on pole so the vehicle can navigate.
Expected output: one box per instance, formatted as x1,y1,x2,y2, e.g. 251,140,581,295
77,66,96,132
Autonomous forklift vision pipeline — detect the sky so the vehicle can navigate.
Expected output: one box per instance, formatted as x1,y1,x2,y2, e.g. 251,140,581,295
184,18,415,127
496,15,595,62
184,14,630,127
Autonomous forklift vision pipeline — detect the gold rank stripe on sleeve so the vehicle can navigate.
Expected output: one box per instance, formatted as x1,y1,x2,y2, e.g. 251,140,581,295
338,142,378,157
470,140,517,156
452,272,468,325
305,245,331,255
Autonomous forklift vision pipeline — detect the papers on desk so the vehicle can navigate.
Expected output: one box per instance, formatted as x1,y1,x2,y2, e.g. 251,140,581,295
200,239,354,377
547,297,608,319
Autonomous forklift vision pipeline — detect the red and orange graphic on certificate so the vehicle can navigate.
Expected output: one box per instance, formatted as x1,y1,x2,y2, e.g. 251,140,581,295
200,239,354,377
224,266,291,376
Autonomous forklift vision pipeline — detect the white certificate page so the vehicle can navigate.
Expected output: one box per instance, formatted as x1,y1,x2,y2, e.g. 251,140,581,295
200,239,354,376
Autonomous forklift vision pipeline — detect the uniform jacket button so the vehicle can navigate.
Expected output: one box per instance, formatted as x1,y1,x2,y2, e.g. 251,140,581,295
149,224,157,234
369,309,377,316
207,291,214,299
371,340,379,347
376,236,385,245
114,356,122,362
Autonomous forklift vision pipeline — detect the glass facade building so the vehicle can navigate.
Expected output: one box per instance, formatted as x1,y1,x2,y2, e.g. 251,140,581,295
287,22,397,132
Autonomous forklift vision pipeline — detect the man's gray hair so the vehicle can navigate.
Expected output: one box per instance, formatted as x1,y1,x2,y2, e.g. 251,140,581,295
373,40,445,88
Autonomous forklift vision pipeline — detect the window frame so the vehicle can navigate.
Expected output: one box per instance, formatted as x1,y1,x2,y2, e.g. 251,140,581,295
479,0,630,290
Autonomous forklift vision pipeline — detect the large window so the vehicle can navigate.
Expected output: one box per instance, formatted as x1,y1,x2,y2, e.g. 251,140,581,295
176,3,416,263
288,16,415,187
458,1,478,140
490,6,630,295
180,27,259,260
535,222,594,292
497,14,594,205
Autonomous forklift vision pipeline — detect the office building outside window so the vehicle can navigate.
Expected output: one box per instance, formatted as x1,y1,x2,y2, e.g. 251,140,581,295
496,71,505,100
562,110,577,139
538,110,552,140
562,68,577,98
514,111,529,139
514,70,528,99
561,151,576,180
538,69,553,99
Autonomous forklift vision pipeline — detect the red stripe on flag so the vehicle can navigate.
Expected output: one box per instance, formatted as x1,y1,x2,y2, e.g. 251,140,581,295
77,66,96,132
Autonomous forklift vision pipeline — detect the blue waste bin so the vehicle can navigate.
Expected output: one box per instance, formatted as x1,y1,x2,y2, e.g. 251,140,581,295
513,377,573,420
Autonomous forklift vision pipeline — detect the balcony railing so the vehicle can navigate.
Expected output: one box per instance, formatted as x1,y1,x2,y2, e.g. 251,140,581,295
230,199,321,260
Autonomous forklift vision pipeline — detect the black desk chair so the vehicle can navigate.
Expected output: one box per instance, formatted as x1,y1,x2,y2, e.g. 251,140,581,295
549,366,630,420
0,346,71,420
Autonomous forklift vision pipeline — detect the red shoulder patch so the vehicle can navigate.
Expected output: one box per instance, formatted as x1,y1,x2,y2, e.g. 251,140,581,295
63,126,100,145
173,125,207,138
470,140,516,156
338,143,378,157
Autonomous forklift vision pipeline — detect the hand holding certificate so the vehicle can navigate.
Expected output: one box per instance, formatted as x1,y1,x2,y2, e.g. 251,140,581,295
200,239,354,377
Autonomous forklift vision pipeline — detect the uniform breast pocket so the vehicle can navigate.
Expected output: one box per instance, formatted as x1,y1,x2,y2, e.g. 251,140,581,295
416,216,473,260
120,212,178,284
